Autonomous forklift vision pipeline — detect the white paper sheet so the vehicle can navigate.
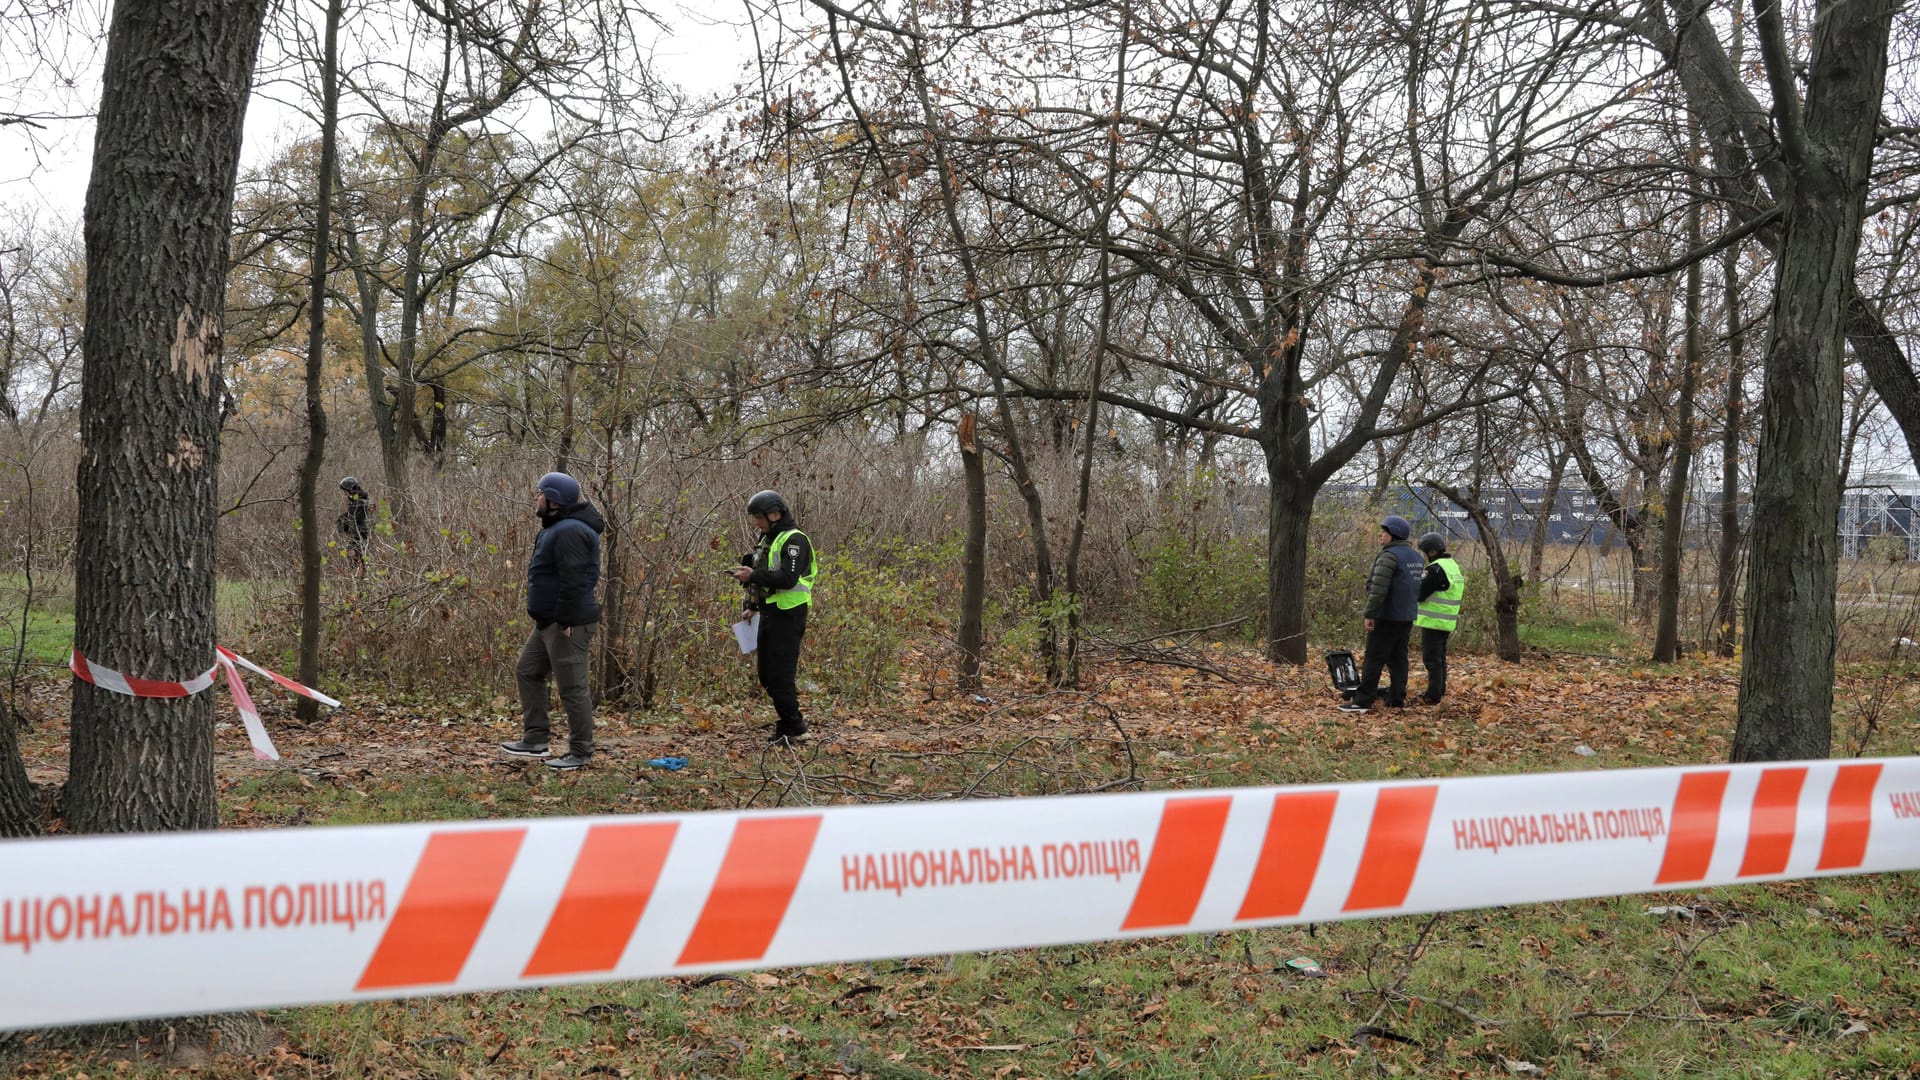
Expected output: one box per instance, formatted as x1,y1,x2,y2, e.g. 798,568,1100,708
732,612,760,654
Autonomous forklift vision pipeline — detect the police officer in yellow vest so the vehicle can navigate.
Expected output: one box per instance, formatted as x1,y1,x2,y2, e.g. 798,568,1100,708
1415,532,1464,705
729,490,819,747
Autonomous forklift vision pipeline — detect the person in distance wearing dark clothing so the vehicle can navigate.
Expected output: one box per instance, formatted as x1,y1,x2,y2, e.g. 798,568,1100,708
500,471,604,770
336,476,372,573
1340,515,1423,713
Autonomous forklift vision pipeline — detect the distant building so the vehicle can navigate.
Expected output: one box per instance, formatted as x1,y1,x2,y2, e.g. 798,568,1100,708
1322,476,1920,561
1840,473,1920,560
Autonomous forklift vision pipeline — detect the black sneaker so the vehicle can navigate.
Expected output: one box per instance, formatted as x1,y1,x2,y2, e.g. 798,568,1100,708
766,730,808,748
501,739,549,757
545,753,590,771
1337,703,1370,713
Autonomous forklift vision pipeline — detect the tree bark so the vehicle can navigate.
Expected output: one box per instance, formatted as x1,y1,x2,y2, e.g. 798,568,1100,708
1431,481,1525,663
297,0,344,722
70,0,268,833
1713,236,1745,658
1732,0,1894,763
1528,440,1571,585
957,412,986,690
0,700,39,836
1653,156,1702,663
1264,466,1315,663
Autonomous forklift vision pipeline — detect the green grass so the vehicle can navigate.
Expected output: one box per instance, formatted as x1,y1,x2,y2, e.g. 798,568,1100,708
1519,610,1636,655
0,575,274,669
222,766,648,829
0,576,74,667
215,875,1914,1079
155,722,1914,1080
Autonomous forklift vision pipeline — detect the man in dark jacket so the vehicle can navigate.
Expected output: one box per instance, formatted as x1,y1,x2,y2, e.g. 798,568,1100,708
728,489,817,747
500,471,604,770
1341,515,1423,713
336,476,372,573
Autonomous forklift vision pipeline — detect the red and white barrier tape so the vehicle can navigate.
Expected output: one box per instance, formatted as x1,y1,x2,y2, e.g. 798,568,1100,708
1,755,1917,1030
69,648,340,762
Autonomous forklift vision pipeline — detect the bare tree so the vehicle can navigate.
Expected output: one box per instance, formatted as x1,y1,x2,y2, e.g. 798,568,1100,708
1725,0,1896,761
296,0,346,721
1653,128,1704,663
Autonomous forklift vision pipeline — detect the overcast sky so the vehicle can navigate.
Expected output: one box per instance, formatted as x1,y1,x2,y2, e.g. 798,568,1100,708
0,0,756,219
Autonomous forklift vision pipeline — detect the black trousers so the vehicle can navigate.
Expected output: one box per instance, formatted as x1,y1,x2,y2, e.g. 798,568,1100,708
1353,619,1412,707
1421,627,1451,703
756,605,808,734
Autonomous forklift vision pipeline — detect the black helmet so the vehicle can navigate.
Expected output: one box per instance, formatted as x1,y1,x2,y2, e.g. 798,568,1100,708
746,490,789,518
338,476,363,492
1417,532,1447,557
536,471,581,506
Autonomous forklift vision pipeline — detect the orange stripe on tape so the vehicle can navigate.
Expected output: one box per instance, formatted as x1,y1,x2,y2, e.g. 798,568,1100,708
1120,796,1233,931
1738,767,1808,877
522,822,680,978
1342,785,1437,912
1655,770,1729,885
356,829,525,990
1817,763,1883,871
1235,791,1338,921
676,816,821,966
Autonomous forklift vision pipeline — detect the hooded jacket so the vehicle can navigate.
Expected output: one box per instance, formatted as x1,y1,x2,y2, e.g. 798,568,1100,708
527,501,605,627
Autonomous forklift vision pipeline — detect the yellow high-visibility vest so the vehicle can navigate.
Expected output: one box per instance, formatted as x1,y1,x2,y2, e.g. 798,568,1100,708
1415,556,1463,632
766,528,818,610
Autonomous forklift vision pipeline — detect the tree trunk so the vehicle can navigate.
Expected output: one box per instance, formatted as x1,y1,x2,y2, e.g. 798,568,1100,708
1264,467,1315,665
559,353,577,474
0,700,39,836
1528,441,1570,585
597,518,632,703
957,413,986,690
1430,481,1523,663
70,0,268,833
1714,238,1745,658
1732,0,1893,763
900,21,1058,683
1654,166,1703,663
339,217,408,517
595,358,634,705
1493,567,1522,662
297,0,344,722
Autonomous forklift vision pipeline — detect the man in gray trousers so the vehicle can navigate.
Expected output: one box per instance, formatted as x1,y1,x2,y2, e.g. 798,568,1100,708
500,471,604,770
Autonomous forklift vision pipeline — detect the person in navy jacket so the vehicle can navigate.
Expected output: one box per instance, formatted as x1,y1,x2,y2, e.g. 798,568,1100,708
1340,515,1423,713
500,471,604,770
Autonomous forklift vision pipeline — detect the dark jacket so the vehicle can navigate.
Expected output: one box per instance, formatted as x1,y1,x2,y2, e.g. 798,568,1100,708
742,519,814,613
1364,539,1423,622
1419,561,1452,601
337,491,371,542
527,501,605,627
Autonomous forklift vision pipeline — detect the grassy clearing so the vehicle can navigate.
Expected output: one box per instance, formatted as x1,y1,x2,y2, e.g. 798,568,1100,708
1516,608,1637,657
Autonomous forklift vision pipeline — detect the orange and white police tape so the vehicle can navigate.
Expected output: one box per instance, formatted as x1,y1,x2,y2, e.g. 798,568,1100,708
69,647,341,762
2,755,1917,1030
